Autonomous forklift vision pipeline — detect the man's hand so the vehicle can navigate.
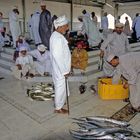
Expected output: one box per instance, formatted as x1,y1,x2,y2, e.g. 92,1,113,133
100,50,104,58
16,64,22,70
123,83,129,89
64,73,70,78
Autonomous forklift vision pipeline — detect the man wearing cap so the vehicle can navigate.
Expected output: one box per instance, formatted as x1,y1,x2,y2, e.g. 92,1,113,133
28,44,51,76
107,52,140,112
50,15,71,114
100,23,130,76
39,1,52,49
11,46,35,80
9,6,21,48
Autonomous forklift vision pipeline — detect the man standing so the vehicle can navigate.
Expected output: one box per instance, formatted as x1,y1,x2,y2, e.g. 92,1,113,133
39,2,52,50
78,16,102,47
100,23,130,76
107,52,140,112
50,15,71,114
31,10,42,46
27,14,34,41
101,12,108,38
9,6,21,48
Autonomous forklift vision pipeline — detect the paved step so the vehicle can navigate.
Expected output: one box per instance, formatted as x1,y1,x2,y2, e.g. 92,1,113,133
1,52,13,60
0,59,14,67
130,42,140,48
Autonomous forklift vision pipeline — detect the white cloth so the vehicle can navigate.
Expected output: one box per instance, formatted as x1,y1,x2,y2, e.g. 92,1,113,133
28,49,51,75
101,16,109,38
81,16,102,46
101,16,108,30
9,11,21,47
50,31,71,110
28,17,34,40
54,15,68,29
112,52,140,108
31,11,42,45
12,55,35,80
101,32,130,76
134,16,140,39
101,32,130,58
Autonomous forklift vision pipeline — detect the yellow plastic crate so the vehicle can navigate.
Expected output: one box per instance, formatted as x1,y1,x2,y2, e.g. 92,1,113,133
98,78,129,100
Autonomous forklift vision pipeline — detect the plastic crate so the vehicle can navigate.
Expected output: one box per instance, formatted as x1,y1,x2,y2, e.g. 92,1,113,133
98,78,129,100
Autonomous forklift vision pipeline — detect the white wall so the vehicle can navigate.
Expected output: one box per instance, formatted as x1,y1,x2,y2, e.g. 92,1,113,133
0,0,101,33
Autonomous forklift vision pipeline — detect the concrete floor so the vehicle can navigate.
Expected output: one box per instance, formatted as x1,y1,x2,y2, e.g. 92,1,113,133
0,72,140,140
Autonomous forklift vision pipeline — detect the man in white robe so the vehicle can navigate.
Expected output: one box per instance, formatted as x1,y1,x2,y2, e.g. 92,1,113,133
78,16,102,47
9,6,21,48
11,46,35,80
107,52,140,112
27,14,34,41
100,23,130,76
31,10,42,46
50,15,71,114
28,44,51,76
101,12,109,38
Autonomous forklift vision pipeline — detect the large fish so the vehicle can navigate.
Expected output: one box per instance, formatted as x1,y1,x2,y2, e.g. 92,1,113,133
70,131,117,140
85,116,130,127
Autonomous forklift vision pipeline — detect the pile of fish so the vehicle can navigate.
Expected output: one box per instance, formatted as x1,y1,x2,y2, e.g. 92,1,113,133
70,116,140,140
27,83,54,101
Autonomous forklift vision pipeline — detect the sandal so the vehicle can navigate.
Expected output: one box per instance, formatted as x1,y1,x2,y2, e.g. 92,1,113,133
54,108,68,114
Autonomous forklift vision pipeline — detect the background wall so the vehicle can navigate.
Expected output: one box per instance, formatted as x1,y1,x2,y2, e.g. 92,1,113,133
0,0,140,33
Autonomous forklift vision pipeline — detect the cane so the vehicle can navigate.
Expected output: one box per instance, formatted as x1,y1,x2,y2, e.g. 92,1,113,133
65,77,70,115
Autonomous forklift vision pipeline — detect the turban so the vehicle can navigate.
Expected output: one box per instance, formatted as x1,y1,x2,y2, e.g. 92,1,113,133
107,54,115,62
37,44,47,52
115,23,124,28
19,46,27,52
54,15,69,29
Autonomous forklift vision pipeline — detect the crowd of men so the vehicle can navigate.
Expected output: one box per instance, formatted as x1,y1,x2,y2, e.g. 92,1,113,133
0,2,140,114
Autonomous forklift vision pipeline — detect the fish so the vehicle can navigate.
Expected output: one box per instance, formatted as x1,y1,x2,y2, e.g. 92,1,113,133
85,116,130,127
70,131,117,140
72,118,116,128
73,122,98,130
29,92,52,101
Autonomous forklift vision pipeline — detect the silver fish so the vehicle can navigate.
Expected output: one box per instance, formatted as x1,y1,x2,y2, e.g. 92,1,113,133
73,122,98,130
85,116,130,127
70,131,117,140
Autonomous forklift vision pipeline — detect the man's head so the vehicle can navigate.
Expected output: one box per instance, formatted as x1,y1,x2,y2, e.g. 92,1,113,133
107,54,119,67
115,23,124,34
104,12,107,16
19,46,27,56
82,9,86,15
37,44,47,54
18,35,24,43
40,1,46,11
0,12,3,19
54,15,69,35
136,13,139,17
125,16,128,20
13,6,19,14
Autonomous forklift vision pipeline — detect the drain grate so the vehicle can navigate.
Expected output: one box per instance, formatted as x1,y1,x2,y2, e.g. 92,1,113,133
111,103,137,122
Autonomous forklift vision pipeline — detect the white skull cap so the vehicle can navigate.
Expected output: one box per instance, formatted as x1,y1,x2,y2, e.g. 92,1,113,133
54,15,69,29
